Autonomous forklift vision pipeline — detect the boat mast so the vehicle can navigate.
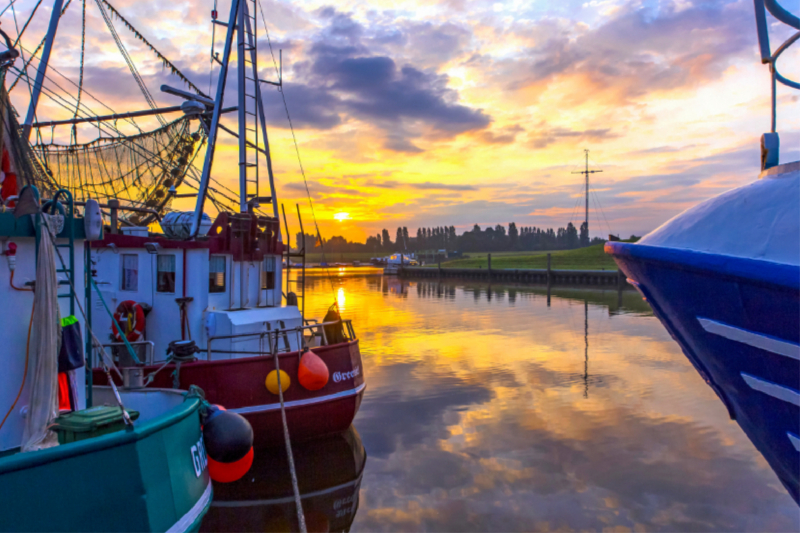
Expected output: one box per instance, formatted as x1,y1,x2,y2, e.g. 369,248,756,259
193,0,281,237
22,0,64,141
190,0,241,237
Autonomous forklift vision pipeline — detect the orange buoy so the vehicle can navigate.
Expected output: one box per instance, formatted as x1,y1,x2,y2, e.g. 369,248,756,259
208,446,254,483
298,350,329,391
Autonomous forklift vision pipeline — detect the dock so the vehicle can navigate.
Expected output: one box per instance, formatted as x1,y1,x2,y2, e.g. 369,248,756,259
397,253,629,287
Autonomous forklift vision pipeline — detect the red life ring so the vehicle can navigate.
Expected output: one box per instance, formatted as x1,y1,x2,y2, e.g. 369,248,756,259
111,300,146,342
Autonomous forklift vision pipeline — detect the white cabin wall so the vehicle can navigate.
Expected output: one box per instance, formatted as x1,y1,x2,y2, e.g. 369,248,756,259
186,249,211,353
0,237,86,452
148,251,183,362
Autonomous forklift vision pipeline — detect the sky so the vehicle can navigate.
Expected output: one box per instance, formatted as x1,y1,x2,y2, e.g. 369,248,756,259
4,0,799,242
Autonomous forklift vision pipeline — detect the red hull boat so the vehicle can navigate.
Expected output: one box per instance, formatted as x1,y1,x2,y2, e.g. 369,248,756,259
95,340,364,446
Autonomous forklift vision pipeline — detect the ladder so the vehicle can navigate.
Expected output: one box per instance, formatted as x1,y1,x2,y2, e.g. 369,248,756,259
44,188,76,317
238,0,260,209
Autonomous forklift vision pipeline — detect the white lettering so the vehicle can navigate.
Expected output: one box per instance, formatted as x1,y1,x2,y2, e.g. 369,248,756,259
332,366,360,383
191,437,207,477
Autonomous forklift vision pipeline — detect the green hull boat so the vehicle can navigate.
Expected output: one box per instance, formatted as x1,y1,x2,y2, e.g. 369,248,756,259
0,388,212,532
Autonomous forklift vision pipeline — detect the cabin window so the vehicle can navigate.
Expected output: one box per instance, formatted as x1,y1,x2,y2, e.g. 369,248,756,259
121,254,138,291
261,256,276,290
209,255,226,293
157,255,176,293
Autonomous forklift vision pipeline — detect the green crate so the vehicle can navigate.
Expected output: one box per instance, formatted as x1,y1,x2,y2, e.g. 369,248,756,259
52,405,140,444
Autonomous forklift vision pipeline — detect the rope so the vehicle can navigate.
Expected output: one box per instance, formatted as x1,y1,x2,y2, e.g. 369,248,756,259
98,0,209,98
71,0,86,128
257,0,337,300
10,0,43,48
94,0,165,126
272,348,307,533
8,0,73,93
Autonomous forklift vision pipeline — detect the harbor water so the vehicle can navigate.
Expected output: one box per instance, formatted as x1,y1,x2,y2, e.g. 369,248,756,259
203,267,799,532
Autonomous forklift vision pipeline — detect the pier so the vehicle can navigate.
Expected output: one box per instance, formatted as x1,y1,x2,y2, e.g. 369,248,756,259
397,253,629,287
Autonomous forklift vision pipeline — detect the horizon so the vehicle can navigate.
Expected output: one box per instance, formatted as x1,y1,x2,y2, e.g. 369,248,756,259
6,0,799,242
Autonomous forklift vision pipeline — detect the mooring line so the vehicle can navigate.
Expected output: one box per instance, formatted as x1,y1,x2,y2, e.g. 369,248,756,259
272,347,307,533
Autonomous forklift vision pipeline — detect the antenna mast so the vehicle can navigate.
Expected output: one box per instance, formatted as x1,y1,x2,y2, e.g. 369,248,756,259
572,149,602,241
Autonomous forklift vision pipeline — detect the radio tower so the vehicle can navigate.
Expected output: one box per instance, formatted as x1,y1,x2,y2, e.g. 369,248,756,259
572,149,602,242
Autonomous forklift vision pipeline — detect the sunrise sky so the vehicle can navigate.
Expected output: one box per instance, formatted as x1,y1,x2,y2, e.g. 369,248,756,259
5,0,799,242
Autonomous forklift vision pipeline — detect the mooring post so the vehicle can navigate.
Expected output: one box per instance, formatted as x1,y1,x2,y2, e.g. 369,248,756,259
438,259,441,277
547,253,551,285
488,253,492,280
108,199,119,234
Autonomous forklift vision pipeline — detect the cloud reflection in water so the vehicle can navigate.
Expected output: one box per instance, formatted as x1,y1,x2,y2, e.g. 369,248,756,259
299,269,798,531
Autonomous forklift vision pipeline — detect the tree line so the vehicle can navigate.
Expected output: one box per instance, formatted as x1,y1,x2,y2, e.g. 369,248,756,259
296,221,606,254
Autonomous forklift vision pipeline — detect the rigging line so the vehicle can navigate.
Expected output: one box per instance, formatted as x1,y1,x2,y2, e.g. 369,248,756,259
71,0,86,122
98,0,209,98
8,0,73,93
257,0,336,297
591,188,613,237
10,0,43,48
11,47,144,133
9,0,35,104
0,0,19,17
93,0,165,126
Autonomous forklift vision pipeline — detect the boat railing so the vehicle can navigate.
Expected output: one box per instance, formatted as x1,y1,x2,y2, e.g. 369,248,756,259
206,319,356,360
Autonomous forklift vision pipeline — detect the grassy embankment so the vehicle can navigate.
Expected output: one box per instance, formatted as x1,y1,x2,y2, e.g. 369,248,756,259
304,243,622,270
439,244,619,271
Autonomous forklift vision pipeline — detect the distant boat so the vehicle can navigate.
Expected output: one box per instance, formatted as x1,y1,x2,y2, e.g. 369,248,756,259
606,0,799,505
383,253,418,275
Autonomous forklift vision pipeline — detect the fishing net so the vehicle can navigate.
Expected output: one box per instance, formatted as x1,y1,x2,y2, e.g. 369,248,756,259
32,118,204,226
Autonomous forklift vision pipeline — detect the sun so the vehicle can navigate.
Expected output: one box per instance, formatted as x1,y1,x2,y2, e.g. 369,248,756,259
333,212,350,222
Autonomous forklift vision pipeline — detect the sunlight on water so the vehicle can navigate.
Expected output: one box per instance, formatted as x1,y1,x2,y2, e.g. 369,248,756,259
209,268,798,532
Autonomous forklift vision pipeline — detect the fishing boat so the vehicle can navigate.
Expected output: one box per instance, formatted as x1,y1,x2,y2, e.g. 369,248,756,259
201,426,366,532
3,0,365,446
383,253,418,275
0,59,212,530
606,0,799,504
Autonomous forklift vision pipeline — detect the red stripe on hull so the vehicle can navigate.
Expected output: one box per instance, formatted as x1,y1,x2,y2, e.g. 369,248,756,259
94,340,365,444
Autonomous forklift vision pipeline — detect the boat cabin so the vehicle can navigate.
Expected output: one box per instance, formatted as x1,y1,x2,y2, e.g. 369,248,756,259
89,211,303,366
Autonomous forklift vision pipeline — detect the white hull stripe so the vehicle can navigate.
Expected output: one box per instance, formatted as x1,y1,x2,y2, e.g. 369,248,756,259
211,472,364,508
788,433,800,453
166,479,213,533
741,373,800,407
229,383,367,415
699,318,800,361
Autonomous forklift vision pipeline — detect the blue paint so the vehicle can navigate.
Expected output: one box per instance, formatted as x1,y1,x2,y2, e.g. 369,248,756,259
607,241,800,504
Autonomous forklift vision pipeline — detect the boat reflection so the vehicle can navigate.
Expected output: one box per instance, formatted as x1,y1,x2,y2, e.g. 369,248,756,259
201,426,366,533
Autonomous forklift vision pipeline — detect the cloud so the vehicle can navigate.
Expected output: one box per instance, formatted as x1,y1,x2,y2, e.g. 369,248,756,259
279,10,491,150
528,123,619,149
478,124,526,145
410,182,477,191
503,0,754,104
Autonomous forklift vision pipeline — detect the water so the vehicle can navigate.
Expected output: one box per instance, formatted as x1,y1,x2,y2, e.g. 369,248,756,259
204,268,799,532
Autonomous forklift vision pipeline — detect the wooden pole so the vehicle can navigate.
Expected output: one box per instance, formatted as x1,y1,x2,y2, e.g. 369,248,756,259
547,253,552,285
488,253,492,280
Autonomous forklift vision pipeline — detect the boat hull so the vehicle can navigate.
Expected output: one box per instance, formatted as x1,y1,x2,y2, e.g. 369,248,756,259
607,242,800,503
100,341,365,447
0,395,212,532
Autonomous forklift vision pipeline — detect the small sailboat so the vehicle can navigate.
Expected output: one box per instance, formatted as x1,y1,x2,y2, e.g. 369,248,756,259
606,0,799,504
